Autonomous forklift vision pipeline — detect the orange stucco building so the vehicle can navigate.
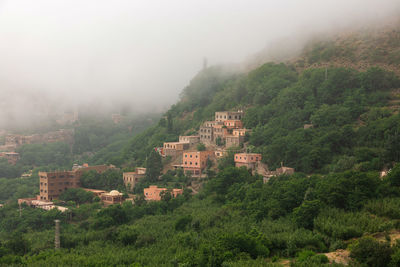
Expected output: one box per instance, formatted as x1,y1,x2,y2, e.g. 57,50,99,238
144,185,183,201
182,151,214,176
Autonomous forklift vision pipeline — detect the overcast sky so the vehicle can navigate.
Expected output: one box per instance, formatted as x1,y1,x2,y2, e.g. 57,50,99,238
0,0,399,127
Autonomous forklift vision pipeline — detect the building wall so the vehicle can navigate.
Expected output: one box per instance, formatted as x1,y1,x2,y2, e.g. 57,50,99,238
225,136,244,148
223,120,243,129
215,111,244,122
179,136,200,145
182,151,213,175
234,153,262,164
39,171,79,201
144,186,183,201
123,172,145,190
144,186,167,201
162,142,189,157
0,152,19,165
232,129,250,137
199,126,213,143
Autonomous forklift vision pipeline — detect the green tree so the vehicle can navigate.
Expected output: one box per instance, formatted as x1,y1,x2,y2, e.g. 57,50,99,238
59,188,94,204
145,150,162,183
197,143,206,151
350,237,392,267
293,200,321,229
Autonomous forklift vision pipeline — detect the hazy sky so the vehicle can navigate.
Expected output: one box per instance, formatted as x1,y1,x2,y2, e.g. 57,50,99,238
0,0,399,127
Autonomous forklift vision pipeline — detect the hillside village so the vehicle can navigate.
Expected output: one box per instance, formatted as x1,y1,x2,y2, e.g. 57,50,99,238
0,129,74,165
17,110,295,211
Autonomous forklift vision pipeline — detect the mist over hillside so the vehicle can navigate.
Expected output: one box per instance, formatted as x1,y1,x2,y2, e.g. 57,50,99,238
0,0,400,129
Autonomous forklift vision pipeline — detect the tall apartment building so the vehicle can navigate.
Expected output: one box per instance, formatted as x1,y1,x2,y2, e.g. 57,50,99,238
182,151,214,176
38,165,112,201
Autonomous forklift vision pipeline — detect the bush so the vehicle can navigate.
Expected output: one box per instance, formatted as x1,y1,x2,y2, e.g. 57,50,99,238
350,237,392,267
175,215,193,231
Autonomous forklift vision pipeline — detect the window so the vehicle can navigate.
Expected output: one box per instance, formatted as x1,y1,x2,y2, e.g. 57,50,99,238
195,162,198,165
185,154,187,157
190,155,192,158
185,161,187,165
229,115,231,119
195,155,198,158
40,182,43,185
190,162,192,165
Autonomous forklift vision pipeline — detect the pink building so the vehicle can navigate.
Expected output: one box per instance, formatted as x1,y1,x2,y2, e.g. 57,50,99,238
234,153,262,170
182,151,214,176
144,185,183,201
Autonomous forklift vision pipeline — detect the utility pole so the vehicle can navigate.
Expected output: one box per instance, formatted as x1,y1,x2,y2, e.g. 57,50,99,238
325,67,328,81
54,220,60,250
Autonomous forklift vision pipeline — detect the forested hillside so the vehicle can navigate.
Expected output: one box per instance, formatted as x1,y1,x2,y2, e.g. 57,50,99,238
124,62,400,173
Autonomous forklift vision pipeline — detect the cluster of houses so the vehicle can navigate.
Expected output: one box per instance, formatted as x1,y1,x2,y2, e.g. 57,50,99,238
154,110,294,181
17,110,294,211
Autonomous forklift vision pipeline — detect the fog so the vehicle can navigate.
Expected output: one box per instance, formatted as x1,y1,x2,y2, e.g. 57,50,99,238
0,0,399,128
